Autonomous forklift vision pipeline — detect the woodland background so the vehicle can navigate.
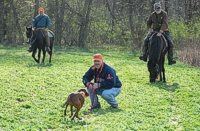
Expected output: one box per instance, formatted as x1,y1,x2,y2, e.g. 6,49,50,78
0,0,199,68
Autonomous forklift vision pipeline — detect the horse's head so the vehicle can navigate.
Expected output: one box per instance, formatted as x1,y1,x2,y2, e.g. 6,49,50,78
148,61,159,82
26,26,33,39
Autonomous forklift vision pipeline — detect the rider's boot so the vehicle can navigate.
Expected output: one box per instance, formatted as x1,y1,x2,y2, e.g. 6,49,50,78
168,48,176,65
45,32,51,53
139,41,148,62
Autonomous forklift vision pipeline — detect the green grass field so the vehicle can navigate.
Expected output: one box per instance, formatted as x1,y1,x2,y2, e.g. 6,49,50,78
0,45,200,130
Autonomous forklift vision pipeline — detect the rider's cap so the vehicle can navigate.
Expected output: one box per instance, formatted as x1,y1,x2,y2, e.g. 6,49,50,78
38,7,44,12
154,3,161,9
93,54,103,61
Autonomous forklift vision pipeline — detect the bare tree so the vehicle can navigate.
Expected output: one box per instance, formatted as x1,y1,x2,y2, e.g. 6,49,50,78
185,0,192,24
0,0,4,43
53,0,65,47
34,0,40,18
78,0,93,47
10,0,23,43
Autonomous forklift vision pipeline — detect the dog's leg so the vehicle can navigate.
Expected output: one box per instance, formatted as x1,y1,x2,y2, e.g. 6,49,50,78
69,105,73,118
64,103,69,116
71,108,81,120
75,108,82,120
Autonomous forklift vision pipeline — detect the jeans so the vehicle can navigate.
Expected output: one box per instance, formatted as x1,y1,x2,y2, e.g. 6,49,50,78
163,31,174,48
87,87,121,107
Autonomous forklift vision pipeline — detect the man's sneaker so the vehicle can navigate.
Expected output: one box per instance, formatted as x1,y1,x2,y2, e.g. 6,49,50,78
88,102,101,110
139,55,147,62
45,47,51,52
168,60,176,65
111,104,118,109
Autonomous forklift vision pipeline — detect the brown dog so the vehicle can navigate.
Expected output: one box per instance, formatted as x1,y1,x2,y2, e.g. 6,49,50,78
62,88,89,120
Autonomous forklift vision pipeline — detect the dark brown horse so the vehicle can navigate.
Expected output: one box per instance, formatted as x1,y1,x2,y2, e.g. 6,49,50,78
26,26,54,63
147,32,168,82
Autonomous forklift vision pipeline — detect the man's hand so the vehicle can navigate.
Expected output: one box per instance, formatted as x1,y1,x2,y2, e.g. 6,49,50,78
159,30,164,33
157,32,162,36
93,83,99,89
148,28,153,34
86,82,93,89
44,28,48,32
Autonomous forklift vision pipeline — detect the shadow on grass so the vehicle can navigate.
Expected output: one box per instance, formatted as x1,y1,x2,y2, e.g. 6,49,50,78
61,117,91,128
26,63,53,68
148,82,180,92
83,107,123,116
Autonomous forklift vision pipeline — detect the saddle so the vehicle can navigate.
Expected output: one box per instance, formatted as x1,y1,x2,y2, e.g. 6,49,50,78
149,32,168,51
34,28,54,38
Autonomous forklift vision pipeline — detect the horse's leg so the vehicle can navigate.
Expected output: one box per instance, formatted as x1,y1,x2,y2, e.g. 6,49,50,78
162,57,166,82
159,60,163,82
32,48,39,63
42,49,46,63
49,37,53,63
49,51,52,63
38,49,41,63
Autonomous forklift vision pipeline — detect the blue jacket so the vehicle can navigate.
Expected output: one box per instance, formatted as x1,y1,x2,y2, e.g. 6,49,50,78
83,63,122,89
32,14,51,28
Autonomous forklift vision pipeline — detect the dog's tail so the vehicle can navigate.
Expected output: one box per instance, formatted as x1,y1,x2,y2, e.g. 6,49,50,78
62,96,70,108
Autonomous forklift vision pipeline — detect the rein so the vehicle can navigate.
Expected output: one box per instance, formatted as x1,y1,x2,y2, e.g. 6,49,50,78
87,83,96,111
31,36,37,44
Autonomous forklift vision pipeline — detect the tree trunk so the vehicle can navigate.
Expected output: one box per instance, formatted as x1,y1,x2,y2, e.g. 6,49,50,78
10,0,23,43
78,0,93,47
185,0,192,24
54,0,65,47
150,0,156,12
164,0,169,14
34,0,39,18
127,0,134,41
0,0,4,43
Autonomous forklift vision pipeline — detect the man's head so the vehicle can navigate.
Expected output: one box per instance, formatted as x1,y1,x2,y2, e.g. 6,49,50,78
93,53,103,69
38,7,44,16
154,3,161,14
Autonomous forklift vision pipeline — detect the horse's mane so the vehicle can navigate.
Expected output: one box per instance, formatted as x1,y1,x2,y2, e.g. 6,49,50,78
149,34,163,63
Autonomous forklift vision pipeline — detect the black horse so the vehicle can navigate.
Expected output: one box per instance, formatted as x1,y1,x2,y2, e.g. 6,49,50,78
147,32,168,82
26,26,54,63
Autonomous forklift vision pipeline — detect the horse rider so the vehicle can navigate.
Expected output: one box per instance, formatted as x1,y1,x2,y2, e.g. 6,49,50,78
139,2,176,65
28,7,51,53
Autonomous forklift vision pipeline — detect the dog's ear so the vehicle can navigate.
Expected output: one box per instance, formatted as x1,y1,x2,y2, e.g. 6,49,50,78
78,88,86,92
78,88,89,97
84,91,89,97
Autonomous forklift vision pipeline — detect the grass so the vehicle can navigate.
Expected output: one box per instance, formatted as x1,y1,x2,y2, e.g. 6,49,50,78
0,45,200,131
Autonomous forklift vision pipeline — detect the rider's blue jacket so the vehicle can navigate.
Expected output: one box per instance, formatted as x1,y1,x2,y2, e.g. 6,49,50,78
82,63,122,89
32,14,51,29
